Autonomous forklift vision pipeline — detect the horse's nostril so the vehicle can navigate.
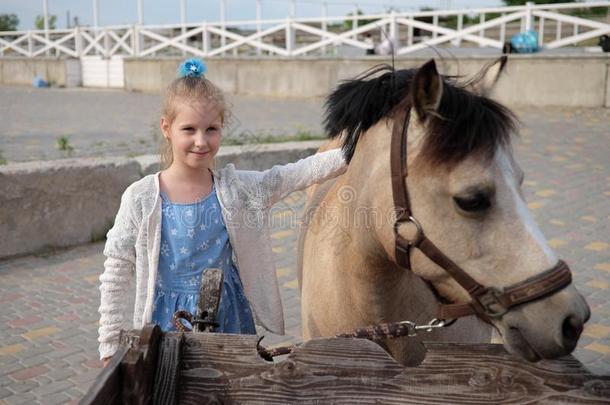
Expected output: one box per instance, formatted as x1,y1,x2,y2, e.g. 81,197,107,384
561,315,583,351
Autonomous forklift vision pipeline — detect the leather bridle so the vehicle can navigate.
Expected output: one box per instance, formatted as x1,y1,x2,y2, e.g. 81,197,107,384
390,106,573,324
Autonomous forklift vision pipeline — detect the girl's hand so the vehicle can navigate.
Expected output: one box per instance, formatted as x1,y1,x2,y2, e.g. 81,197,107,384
102,357,112,368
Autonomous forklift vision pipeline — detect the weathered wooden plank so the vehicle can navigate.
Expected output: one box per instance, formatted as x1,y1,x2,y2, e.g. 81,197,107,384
122,324,162,405
196,268,223,332
176,335,610,404
177,333,272,404
153,333,184,405
79,346,128,405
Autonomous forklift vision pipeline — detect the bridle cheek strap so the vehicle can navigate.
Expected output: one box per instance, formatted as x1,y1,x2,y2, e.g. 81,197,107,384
390,106,574,324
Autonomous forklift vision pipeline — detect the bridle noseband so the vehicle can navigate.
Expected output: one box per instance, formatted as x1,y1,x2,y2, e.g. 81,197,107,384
390,107,572,324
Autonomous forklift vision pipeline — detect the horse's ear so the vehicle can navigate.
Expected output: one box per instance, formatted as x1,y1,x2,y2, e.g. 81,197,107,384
411,59,443,122
469,56,507,96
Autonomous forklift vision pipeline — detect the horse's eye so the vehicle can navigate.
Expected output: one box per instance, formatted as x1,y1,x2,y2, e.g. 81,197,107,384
453,194,491,212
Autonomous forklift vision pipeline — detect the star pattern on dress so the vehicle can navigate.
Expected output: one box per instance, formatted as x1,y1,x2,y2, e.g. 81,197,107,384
198,240,209,251
199,223,208,231
170,228,178,236
161,242,169,257
207,258,214,264
164,207,175,220
185,208,193,217
179,247,189,255
187,228,196,239
215,238,221,245
170,263,176,271
188,276,198,287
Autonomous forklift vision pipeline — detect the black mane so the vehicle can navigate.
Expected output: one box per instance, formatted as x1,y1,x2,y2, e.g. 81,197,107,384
323,64,517,167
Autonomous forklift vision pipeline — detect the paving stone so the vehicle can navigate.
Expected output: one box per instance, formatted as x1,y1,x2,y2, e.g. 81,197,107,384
46,346,84,360
0,356,18,366
6,380,39,394
8,365,48,381
39,392,71,405
31,380,73,396
48,367,76,381
0,388,11,400
3,393,37,405
14,345,53,360
34,376,52,386
0,365,22,378
20,355,49,368
68,368,100,385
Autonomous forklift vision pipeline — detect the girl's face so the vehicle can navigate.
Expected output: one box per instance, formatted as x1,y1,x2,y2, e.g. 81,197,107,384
161,98,223,171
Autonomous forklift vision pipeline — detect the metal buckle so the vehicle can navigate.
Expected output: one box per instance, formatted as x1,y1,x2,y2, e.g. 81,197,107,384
477,288,509,319
393,215,424,247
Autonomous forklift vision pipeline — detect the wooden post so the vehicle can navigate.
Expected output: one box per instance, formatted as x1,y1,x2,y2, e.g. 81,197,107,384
525,1,534,31
220,0,226,55
202,22,209,55
43,0,50,56
352,6,358,40
92,0,100,55
256,0,262,56
500,13,506,44
180,0,187,56
321,2,328,56
285,17,293,56
455,13,463,46
122,325,162,404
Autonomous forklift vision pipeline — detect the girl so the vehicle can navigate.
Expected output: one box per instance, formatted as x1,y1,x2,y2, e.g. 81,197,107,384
98,59,347,364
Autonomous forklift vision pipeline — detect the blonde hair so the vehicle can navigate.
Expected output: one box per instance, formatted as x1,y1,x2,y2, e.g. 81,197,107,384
160,75,231,170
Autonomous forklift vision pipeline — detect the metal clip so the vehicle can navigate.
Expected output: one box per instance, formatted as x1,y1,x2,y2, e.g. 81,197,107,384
414,318,446,332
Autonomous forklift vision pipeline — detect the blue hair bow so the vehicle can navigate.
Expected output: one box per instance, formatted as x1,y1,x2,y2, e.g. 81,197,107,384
178,58,208,78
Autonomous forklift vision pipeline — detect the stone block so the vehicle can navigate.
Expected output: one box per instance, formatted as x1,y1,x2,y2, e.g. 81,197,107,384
0,157,141,259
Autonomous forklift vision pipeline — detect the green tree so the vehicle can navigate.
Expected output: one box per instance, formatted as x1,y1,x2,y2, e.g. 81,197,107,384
0,13,19,31
35,14,57,30
343,9,378,30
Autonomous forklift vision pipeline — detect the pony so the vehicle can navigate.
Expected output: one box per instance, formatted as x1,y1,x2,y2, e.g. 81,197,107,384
298,58,590,366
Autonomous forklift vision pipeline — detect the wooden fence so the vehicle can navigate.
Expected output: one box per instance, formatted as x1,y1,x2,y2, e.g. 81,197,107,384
81,324,610,404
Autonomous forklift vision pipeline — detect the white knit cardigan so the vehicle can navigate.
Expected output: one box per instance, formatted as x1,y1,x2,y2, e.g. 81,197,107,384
98,148,347,359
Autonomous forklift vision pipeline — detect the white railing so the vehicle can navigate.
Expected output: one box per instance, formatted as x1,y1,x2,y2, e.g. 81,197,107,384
0,2,608,58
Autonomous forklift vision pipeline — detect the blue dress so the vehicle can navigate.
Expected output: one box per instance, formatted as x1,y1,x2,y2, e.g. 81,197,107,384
151,183,256,334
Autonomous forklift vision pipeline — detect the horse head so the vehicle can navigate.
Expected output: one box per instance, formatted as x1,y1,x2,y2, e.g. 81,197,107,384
323,58,590,361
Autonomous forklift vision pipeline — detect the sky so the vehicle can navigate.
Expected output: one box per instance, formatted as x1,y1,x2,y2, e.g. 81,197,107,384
1,0,509,30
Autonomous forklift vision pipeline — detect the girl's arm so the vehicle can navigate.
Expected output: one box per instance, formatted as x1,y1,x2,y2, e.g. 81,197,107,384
98,188,138,360
250,148,347,208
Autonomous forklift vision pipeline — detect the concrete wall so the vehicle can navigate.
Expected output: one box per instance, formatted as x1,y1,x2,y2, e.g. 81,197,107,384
606,64,610,108
0,141,323,260
123,55,610,108
0,58,80,87
1,56,608,106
